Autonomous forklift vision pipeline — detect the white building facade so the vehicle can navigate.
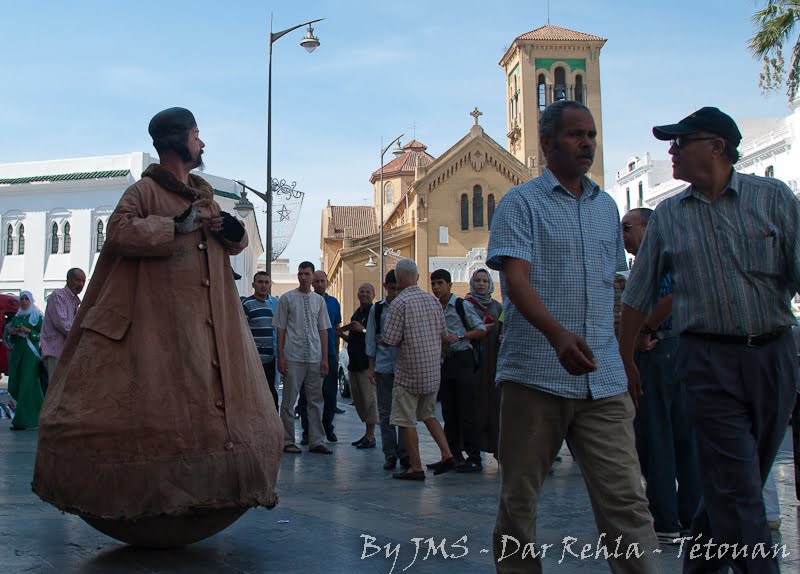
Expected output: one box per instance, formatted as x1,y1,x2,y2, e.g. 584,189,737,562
0,152,262,302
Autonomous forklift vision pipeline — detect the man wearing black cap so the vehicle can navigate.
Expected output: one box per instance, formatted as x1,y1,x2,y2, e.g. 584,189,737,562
620,107,800,573
32,107,283,538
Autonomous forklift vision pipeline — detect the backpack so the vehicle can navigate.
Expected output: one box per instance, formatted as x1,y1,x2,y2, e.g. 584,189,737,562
374,300,385,336
455,297,481,370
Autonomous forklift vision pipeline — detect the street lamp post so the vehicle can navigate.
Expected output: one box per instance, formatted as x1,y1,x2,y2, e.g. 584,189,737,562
378,134,404,298
266,15,323,275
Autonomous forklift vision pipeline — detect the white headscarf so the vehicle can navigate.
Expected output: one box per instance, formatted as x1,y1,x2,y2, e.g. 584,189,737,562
15,290,41,326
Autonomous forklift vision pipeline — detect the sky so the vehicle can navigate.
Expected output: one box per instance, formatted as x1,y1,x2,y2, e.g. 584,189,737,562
0,0,792,268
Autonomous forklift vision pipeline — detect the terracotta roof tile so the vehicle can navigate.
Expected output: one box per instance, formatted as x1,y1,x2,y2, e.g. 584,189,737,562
403,140,427,150
514,24,605,42
371,141,436,181
328,205,377,239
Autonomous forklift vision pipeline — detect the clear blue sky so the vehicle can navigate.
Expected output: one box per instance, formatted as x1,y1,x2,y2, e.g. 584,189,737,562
0,0,791,267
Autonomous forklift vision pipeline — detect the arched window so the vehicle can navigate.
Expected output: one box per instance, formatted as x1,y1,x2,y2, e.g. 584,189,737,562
488,194,496,229
96,220,105,252
17,224,25,255
575,74,584,103
554,67,566,101
460,194,469,230
5,224,12,255
51,222,59,254
63,221,71,253
473,185,484,227
384,182,394,204
765,165,774,178
537,74,547,111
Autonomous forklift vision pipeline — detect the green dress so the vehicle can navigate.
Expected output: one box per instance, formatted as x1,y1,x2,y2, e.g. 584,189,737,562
8,314,44,429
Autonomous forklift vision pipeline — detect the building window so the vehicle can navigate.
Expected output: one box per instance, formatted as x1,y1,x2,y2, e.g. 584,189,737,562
5,224,12,255
538,74,547,111
17,224,25,255
51,222,59,254
626,188,631,212
439,225,449,244
460,194,469,230
554,67,566,101
384,182,393,204
63,221,71,253
96,220,105,252
473,185,484,227
488,194,496,229
638,182,644,207
575,74,584,103
765,165,774,178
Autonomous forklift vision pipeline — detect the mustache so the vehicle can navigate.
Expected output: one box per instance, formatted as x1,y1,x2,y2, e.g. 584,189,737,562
577,150,594,159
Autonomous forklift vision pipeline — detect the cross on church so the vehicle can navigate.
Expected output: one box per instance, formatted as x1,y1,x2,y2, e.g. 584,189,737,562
470,107,482,126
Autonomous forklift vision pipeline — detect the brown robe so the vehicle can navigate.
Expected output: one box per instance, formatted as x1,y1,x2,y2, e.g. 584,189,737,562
32,164,282,520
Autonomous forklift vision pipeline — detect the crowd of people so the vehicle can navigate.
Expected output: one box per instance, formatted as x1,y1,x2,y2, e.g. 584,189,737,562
13,103,799,571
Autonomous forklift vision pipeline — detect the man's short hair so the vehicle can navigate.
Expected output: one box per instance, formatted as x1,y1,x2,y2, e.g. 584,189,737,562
253,271,270,282
66,268,83,281
394,259,418,282
628,207,654,226
298,261,315,272
539,100,592,141
430,269,452,283
384,269,397,284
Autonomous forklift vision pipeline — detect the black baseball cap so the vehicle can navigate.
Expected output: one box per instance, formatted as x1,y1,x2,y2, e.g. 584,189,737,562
652,107,742,146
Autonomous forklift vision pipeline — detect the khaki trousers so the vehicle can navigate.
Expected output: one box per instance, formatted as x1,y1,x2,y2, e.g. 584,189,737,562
493,383,659,574
280,361,325,448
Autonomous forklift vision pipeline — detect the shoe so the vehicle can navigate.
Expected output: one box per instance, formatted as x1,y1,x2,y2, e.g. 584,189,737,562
383,456,398,470
356,438,376,449
309,444,333,455
656,531,680,545
326,431,338,443
392,469,425,481
334,407,345,414
283,444,302,454
351,436,367,446
433,457,458,476
768,518,781,531
399,457,411,469
300,435,309,446
456,461,482,473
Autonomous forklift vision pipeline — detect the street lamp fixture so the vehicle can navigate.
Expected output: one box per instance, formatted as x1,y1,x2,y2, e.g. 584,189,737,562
378,133,404,298
266,15,324,275
233,188,255,219
365,254,377,269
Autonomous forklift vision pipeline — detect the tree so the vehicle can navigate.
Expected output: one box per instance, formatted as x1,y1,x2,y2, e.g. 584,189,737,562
749,0,800,102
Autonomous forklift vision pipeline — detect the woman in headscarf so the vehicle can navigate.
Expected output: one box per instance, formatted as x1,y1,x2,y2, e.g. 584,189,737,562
466,268,503,456
8,291,44,430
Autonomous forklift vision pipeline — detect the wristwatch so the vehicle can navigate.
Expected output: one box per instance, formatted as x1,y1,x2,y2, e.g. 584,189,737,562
457,331,464,340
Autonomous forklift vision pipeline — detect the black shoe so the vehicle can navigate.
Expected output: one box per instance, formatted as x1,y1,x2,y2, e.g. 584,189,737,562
334,407,345,414
399,457,411,469
356,438,376,449
351,435,367,446
383,456,398,470
326,431,338,443
300,436,309,446
393,469,425,481
456,461,482,473
433,457,458,476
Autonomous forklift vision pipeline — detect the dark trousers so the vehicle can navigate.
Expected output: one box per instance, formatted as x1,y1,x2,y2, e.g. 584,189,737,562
440,349,481,464
376,372,406,460
299,354,338,436
634,337,701,533
794,394,800,501
678,332,797,574
263,360,278,410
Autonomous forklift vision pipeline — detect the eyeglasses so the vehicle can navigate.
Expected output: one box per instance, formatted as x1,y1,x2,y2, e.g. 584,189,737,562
670,136,719,149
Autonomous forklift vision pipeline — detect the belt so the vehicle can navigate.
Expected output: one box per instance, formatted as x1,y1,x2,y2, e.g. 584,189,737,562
681,326,790,347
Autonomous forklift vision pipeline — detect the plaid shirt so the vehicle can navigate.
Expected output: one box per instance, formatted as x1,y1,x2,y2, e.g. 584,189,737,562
381,285,446,394
487,168,628,400
40,286,80,359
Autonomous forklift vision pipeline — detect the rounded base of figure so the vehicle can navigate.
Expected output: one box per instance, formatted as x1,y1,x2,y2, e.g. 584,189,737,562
82,508,248,548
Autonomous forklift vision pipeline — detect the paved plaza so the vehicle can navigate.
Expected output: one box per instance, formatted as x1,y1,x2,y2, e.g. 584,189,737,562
0,389,798,574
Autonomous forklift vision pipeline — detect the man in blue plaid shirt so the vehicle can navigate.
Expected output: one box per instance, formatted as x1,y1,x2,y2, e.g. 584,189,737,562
487,100,658,573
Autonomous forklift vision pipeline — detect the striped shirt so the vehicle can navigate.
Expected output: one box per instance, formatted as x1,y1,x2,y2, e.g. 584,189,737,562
381,285,446,394
273,289,332,364
487,168,628,399
241,294,277,363
623,170,800,335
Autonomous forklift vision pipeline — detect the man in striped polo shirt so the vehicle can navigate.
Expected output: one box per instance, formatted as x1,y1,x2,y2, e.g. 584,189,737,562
242,272,278,409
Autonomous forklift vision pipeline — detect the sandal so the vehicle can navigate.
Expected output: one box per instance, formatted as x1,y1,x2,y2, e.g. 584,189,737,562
283,444,302,454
